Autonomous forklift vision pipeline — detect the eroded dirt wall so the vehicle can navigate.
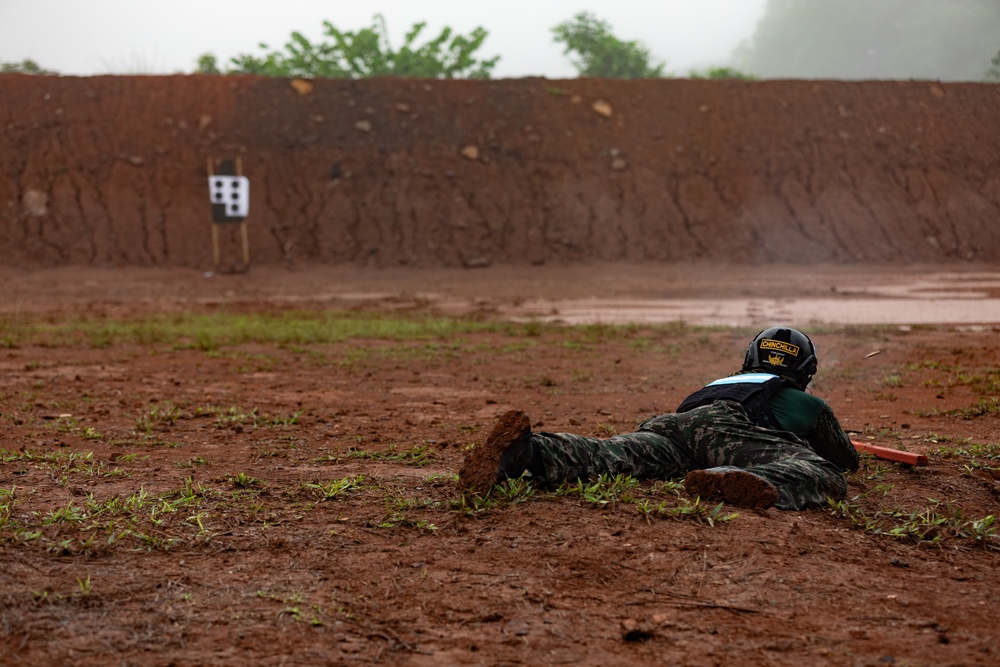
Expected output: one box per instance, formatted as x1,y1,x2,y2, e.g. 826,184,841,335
2,74,999,268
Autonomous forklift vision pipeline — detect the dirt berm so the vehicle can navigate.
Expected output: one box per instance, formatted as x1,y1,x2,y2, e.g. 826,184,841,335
2,74,998,269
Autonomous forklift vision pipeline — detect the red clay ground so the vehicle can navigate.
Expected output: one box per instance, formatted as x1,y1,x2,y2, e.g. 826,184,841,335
1,266,999,666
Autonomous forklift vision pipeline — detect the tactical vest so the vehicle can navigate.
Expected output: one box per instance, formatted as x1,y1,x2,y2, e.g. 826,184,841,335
676,373,788,430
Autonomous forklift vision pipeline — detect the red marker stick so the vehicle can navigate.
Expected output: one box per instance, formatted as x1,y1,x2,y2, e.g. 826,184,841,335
851,440,928,467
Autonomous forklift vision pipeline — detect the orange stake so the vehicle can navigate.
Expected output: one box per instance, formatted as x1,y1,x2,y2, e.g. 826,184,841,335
851,440,928,467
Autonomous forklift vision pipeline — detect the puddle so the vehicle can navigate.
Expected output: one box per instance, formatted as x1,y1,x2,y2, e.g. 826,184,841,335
499,297,1000,327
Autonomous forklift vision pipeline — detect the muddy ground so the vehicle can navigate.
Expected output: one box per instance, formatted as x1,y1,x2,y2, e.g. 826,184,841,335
1,266,999,666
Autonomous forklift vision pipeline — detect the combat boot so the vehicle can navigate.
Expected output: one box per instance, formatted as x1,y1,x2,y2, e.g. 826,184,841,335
459,410,537,495
683,466,779,509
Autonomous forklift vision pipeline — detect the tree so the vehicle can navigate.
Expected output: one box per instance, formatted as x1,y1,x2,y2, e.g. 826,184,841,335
552,12,665,79
987,51,1000,81
195,53,221,75
227,14,499,79
0,59,57,75
688,67,756,80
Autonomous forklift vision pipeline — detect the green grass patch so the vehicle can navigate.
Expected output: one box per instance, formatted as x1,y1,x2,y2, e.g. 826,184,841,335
304,475,364,501
932,441,1000,460
829,498,998,548
637,496,738,526
332,444,433,466
918,398,1000,420
553,473,640,505
0,310,552,350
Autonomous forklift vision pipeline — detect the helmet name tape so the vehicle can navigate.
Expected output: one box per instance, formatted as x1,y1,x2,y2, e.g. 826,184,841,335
760,339,800,357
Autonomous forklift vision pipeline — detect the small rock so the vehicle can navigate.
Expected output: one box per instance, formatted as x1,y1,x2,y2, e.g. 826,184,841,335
354,120,372,132
460,145,480,160
23,189,48,217
290,78,313,96
592,99,613,117
128,155,145,166
395,103,410,112
610,157,628,171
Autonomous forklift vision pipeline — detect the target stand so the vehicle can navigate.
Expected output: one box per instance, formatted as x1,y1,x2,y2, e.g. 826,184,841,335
206,157,251,273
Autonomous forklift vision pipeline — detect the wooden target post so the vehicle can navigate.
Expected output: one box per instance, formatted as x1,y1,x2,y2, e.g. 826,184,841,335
206,157,250,272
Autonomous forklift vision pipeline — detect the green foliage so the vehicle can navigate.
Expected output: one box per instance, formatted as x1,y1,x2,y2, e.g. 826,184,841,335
342,443,432,467
376,511,438,531
490,477,535,503
552,12,665,79
932,441,1000,460
0,59,57,75
195,53,221,74
829,498,998,548
987,51,1000,81
227,13,498,79
226,472,261,489
919,398,1000,420
554,473,640,505
877,373,903,388
454,477,535,513
0,309,539,350
688,66,756,80
304,475,363,501
638,496,738,526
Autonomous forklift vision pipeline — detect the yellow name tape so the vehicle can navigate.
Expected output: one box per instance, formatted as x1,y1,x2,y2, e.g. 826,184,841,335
759,339,800,357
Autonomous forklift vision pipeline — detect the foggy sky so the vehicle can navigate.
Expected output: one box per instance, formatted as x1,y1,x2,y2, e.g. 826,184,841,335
0,0,767,78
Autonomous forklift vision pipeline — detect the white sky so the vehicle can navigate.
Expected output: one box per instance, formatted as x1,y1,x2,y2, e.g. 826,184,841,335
0,0,767,78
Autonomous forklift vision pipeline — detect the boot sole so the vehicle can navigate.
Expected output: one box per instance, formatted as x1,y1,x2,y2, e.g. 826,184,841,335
684,469,779,509
458,410,531,495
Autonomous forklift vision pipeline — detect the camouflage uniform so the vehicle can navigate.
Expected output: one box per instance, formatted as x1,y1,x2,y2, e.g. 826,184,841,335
530,396,857,511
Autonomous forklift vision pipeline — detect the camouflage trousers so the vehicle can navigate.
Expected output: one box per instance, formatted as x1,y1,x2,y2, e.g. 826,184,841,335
531,401,847,510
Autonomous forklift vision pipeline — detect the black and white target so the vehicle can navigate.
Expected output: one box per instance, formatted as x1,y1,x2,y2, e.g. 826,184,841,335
207,175,250,221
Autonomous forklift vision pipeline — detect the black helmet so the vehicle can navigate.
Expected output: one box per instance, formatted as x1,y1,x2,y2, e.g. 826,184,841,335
742,327,818,388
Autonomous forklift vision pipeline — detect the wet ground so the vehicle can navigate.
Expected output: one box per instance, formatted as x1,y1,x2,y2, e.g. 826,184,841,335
2,263,1000,665
5,264,1000,328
